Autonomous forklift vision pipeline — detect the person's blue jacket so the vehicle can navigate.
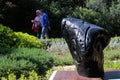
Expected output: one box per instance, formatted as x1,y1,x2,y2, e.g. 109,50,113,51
41,13,49,28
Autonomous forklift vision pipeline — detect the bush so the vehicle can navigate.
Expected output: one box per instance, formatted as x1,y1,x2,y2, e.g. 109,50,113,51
92,0,120,36
41,38,70,54
0,24,43,48
106,36,120,50
14,32,42,48
1,69,53,80
0,24,17,48
86,0,106,12
0,47,12,55
71,7,101,24
108,0,120,35
0,48,54,78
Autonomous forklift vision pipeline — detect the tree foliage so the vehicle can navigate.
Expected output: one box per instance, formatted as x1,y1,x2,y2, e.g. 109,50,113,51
0,0,120,37
83,0,120,36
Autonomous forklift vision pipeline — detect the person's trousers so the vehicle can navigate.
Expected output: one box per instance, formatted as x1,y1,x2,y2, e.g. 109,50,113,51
40,27,48,39
37,27,41,38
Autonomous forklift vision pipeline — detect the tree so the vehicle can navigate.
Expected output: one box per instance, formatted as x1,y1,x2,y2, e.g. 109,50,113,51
0,0,40,33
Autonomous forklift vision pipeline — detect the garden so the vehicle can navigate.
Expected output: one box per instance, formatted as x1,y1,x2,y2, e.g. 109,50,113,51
0,0,120,80
0,24,120,80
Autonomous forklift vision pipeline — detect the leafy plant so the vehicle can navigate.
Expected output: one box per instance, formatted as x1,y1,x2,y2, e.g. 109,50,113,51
0,48,54,78
14,32,42,48
1,69,53,80
86,0,106,12
106,36,120,49
0,24,43,48
0,24,17,48
72,7,101,24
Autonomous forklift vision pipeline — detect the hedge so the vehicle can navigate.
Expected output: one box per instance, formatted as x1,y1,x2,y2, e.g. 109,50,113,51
0,48,54,78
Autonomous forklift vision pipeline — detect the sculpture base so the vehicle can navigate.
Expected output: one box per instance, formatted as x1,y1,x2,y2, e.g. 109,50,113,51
49,70,120,80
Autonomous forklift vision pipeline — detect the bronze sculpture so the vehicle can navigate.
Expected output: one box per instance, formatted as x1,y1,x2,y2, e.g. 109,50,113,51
61,18,110,79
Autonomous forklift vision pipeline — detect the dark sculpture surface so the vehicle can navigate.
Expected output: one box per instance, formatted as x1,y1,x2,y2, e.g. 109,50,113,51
61,18,110,79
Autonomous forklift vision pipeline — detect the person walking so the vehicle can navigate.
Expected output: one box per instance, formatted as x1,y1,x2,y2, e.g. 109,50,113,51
39,9,50,39
31,10,41,38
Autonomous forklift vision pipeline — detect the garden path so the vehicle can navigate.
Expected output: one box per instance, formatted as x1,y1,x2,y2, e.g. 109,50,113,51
53,65,76,71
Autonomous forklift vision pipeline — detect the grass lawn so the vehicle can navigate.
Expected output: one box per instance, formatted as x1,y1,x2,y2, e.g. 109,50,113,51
51,48,120,71
104,48,120,70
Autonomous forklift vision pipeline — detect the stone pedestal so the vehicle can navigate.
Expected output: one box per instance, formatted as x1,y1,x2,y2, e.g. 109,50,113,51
49,70,120,80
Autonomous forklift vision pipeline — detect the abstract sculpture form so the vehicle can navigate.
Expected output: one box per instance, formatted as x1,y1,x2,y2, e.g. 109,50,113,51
61,18,110,79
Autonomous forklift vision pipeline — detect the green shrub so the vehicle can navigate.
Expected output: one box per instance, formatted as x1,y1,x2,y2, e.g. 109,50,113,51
0,24,43,48
72,7,101,24
106,36,120,49
1,69,53,80
108,0,120,35
0,48,54,78
86,0,106,12
0,47,12,55
0,24,17,48
95,0,120,36
14,32,42,48
41,38,70,54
